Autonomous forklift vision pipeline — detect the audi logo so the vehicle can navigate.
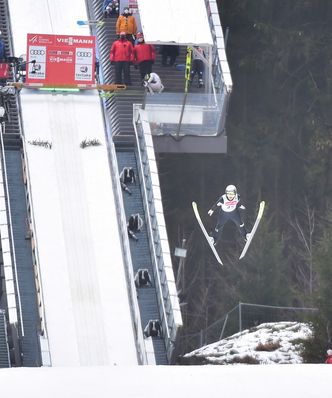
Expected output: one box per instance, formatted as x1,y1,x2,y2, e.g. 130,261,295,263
30,49,45,55
77,52,92,57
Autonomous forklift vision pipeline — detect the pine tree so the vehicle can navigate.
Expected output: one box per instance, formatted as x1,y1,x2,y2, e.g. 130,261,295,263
303,219,332,362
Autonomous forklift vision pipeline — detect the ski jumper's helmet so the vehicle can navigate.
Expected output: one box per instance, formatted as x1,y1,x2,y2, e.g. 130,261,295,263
225,185,237,195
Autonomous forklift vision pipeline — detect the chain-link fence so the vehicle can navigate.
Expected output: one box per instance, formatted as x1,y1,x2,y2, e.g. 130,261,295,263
178,302,318,355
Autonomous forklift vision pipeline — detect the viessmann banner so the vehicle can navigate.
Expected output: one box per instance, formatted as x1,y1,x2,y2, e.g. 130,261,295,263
26,33,96,86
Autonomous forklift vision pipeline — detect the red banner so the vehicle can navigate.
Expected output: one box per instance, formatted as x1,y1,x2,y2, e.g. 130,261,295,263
26,33,96,86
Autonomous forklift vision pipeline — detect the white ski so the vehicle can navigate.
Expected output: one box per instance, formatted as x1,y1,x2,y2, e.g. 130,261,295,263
239,201,265,260
192,201,223,266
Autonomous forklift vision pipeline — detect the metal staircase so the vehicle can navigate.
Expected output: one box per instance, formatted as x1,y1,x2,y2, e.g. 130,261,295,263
87,0,189,143
0,0,41,366
0,309,10,367
5,151,41,366
87,0,186,363
0,0,22,141
117,151,168,364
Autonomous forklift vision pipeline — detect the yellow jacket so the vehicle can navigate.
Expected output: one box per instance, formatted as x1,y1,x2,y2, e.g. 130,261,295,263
116,15,137,35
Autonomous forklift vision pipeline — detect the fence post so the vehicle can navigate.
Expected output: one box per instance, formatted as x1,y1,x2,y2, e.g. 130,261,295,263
200,329,204,347
239,302,242,332
219,313,228,340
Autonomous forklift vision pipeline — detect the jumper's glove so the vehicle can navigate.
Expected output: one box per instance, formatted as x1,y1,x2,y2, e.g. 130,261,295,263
208,209,214,216
239,205,246,210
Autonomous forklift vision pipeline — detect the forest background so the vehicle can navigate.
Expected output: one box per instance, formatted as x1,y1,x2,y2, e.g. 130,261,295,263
157,0,332,361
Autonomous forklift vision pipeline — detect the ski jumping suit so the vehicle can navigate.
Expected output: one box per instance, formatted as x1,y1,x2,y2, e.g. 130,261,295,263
144,72,164,94
190,46,205,86
209,193,246,243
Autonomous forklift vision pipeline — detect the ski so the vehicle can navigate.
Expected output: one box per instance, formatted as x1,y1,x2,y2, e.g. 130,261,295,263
185,46,192,92
239,201,265,260
77,20,105,27
192,201,223,266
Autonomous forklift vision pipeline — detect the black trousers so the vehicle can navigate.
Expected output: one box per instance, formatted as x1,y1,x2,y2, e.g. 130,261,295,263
114,61,131,85
138,60,153,80
126,34,135,45
212,209,246,243
190,59,204,81
162,54,177,66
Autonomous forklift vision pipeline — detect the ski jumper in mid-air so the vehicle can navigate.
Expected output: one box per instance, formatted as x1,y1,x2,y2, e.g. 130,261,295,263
208,185,249,245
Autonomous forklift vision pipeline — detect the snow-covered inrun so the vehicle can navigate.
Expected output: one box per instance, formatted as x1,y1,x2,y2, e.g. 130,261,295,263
184,322,313,365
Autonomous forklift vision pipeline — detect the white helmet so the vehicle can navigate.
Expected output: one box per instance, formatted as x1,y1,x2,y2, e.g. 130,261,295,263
225,184,237,195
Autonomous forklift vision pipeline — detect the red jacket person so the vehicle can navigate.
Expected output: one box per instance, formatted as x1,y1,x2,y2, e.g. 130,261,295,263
110,31,134,85
133,32,156,81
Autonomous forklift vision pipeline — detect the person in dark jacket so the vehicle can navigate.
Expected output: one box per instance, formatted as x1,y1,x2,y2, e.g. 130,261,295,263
133,32,156,81
190,46,206,88
0,30,6,61
103,0,119,17
134,269,152,288
127,213,143,241
110,32,134,85
119,166,136,194
208,184,249,245
144,320,162,338
160,45,179,67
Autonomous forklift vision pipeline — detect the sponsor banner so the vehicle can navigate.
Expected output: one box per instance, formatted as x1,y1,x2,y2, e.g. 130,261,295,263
75,47,93,81
26,33,96,86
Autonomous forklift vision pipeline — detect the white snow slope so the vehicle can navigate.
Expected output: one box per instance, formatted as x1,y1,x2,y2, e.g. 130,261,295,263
0,363,331,398
2,322,330,398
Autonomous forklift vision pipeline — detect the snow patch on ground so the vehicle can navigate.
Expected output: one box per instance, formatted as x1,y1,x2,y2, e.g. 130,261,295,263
183,322,312,365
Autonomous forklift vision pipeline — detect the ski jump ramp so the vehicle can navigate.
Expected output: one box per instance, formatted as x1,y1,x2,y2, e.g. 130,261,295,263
20,91,138,366
7,0,139,366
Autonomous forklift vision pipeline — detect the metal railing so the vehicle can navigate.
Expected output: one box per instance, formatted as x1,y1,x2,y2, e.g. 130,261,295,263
19,133,52,366
204,0,232,135
205,0,233,93
0,309,10,367
86,0,148,365
144,92,227,137
178,302,318,354
0,123,23,330
106,129,148,365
